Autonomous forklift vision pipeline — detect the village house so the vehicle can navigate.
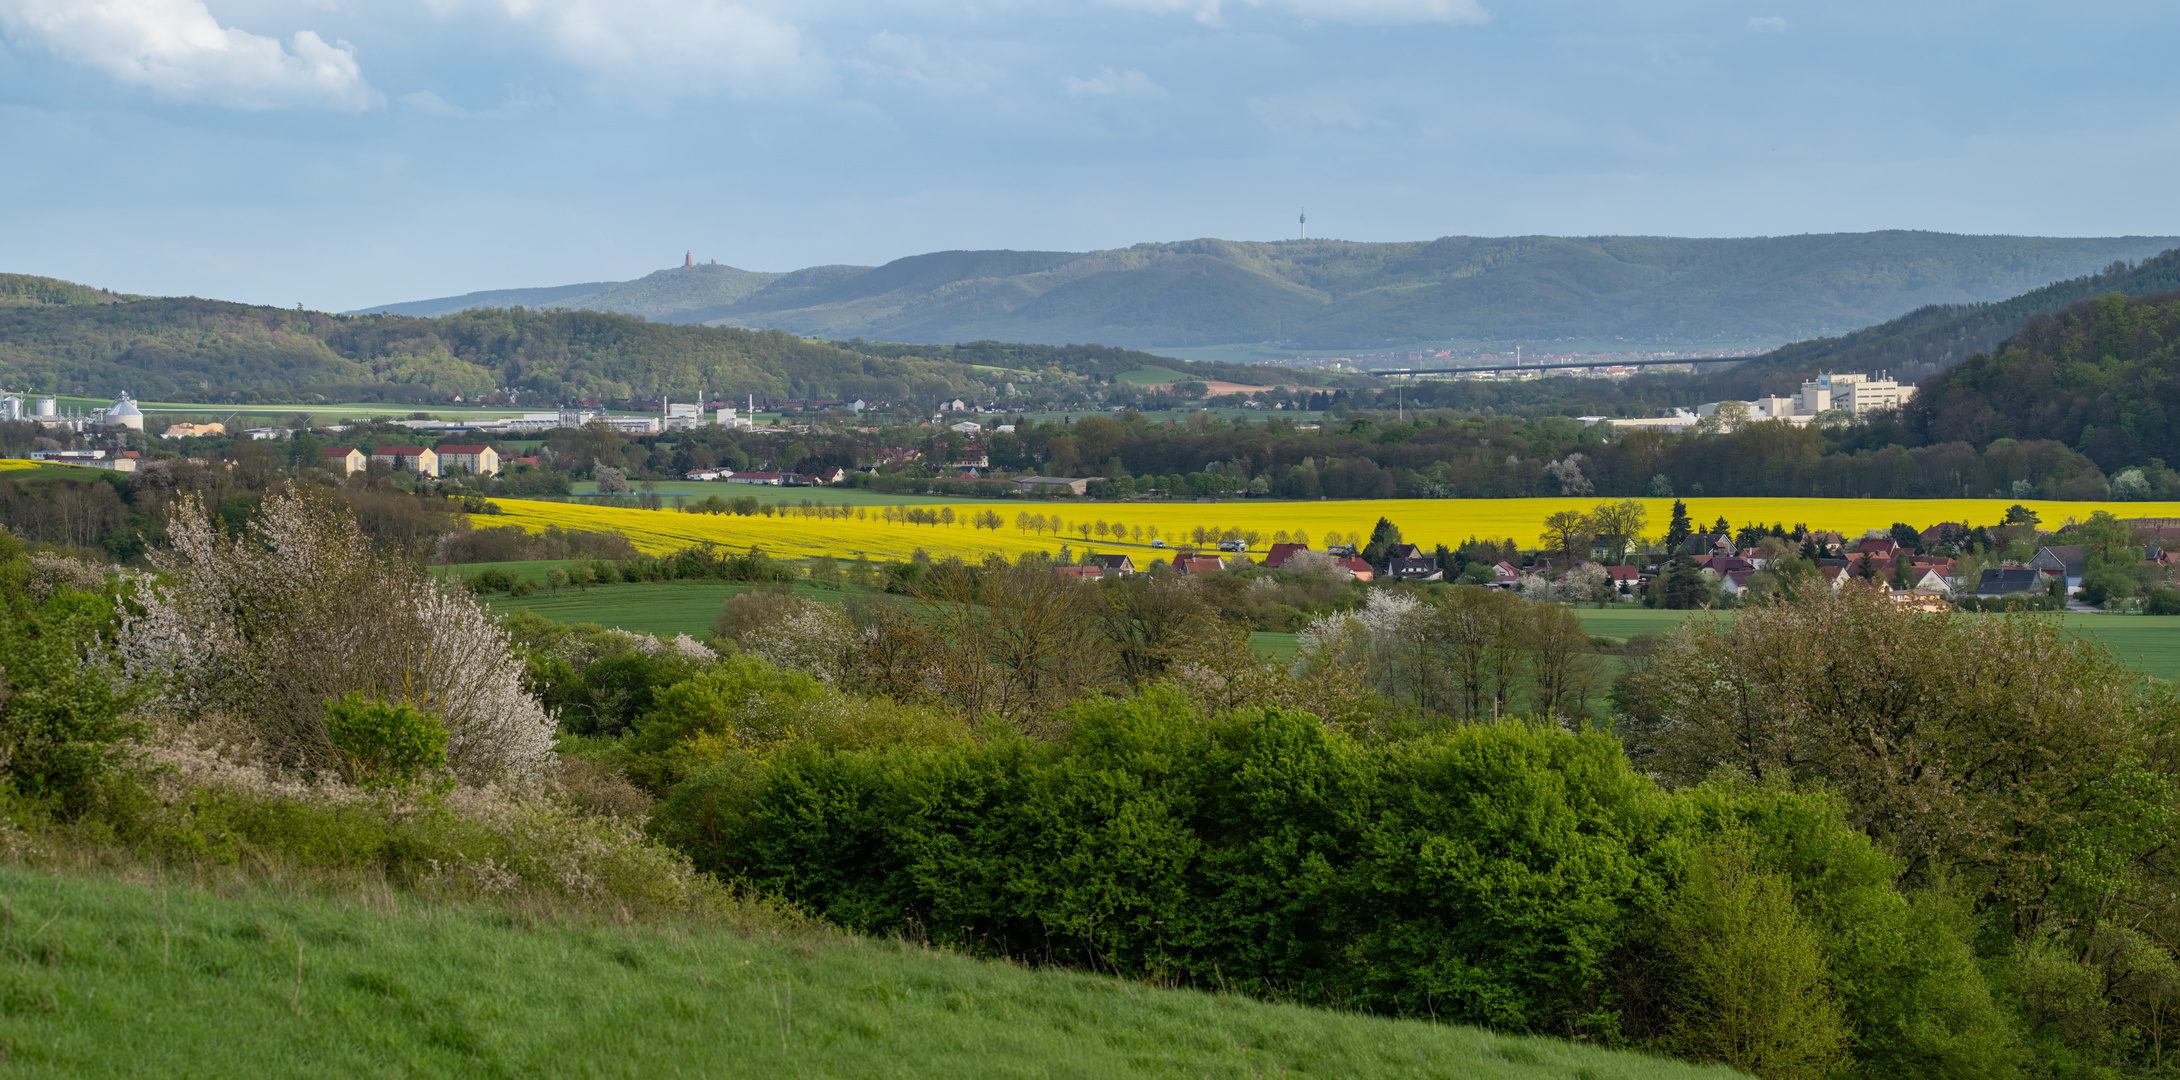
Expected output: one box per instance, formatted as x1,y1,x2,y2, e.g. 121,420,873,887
1974,567,2047,597
1090,553,1137,577
1012,476,1096,496
1263,543,1309,569
722,471,795,486
1389,556,1442,581
323,447,366,475
371,446,438,477
435,444,500,476
1912,568,1954,596
1174,554,1227,575
2027,545,2086,593
1337,556,1375,582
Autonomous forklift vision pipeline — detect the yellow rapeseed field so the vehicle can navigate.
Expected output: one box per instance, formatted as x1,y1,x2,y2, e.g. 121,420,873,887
0,459,44,472
484,496,2180,563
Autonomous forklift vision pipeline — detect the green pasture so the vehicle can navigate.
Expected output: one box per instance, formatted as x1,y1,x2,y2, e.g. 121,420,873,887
1116,365,1194,386
0,867,1727,1080
453,575,864,637
1251,630,1302,661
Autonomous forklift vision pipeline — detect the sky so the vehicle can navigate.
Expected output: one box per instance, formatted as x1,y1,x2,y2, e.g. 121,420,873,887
2,0,2178,311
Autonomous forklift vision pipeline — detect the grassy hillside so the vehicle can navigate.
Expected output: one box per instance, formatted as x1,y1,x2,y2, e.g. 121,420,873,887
351,231,2180,351
0,866,1733,1079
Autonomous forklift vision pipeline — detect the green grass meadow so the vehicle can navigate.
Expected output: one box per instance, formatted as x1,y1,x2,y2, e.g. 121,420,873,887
435,570,866,637
0,867,1735,1079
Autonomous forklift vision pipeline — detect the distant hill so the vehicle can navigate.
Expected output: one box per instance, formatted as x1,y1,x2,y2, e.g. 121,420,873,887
355,232,2180,351
0,273,135,308
0,289,1280,405
360,280,624,318
1730,247,2180,386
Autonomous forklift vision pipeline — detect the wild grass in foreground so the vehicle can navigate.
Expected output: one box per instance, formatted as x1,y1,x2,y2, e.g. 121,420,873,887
0,867,1738,1080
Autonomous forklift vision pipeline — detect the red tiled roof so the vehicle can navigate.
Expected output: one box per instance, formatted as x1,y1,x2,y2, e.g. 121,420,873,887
373,446,429,456
324,447,359,456
1264,542,1308,568
436,444,491,454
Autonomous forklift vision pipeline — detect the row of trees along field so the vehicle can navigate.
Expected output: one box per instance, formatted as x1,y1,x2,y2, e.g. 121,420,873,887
17,481,2180,1075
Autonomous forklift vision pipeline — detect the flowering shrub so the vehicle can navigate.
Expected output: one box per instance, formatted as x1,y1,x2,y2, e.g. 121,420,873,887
120,490,555,784
742,601,856,683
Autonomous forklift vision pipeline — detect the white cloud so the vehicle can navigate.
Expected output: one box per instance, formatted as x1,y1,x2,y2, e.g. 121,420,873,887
0,0,377,110
470,0,828,101
1747,16,1789,33
1064,67,1166,99
1099,0,1487,27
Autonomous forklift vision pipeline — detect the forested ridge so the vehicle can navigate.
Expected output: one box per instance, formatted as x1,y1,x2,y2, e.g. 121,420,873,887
359,231,2180,351
1736,248,2180,387
1905,289,2180,475
0,290,1240,404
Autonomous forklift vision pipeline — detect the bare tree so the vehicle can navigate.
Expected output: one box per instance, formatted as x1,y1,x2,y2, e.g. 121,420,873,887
917,554,1111,731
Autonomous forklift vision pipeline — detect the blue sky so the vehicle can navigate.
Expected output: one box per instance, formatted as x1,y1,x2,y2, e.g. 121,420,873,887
2,1,2177,311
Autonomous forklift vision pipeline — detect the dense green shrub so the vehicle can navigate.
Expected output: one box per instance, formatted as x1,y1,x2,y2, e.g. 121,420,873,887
322,693,450,786
652,688,2005,1071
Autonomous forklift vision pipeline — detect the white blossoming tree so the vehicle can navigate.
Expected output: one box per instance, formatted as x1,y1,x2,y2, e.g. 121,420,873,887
121,490,555,784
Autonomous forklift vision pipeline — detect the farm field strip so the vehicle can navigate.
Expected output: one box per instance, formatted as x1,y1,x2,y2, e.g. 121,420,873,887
486,496,2180,565
562,482,995,507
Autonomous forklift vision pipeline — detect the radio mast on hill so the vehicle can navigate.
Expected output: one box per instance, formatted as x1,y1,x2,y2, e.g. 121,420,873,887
1298,209,1306,240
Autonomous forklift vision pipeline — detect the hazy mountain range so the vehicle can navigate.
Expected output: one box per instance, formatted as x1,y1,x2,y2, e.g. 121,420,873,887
357,232,2180,352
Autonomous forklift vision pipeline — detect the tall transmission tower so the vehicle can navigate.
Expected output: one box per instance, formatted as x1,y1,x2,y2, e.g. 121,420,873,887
1298,209,1307,240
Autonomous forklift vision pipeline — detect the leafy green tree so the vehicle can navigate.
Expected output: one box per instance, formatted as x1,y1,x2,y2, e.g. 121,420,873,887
1648,555,1713,609
0,537,144,815
1360,517,1403,572
1655,836,1852,1079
